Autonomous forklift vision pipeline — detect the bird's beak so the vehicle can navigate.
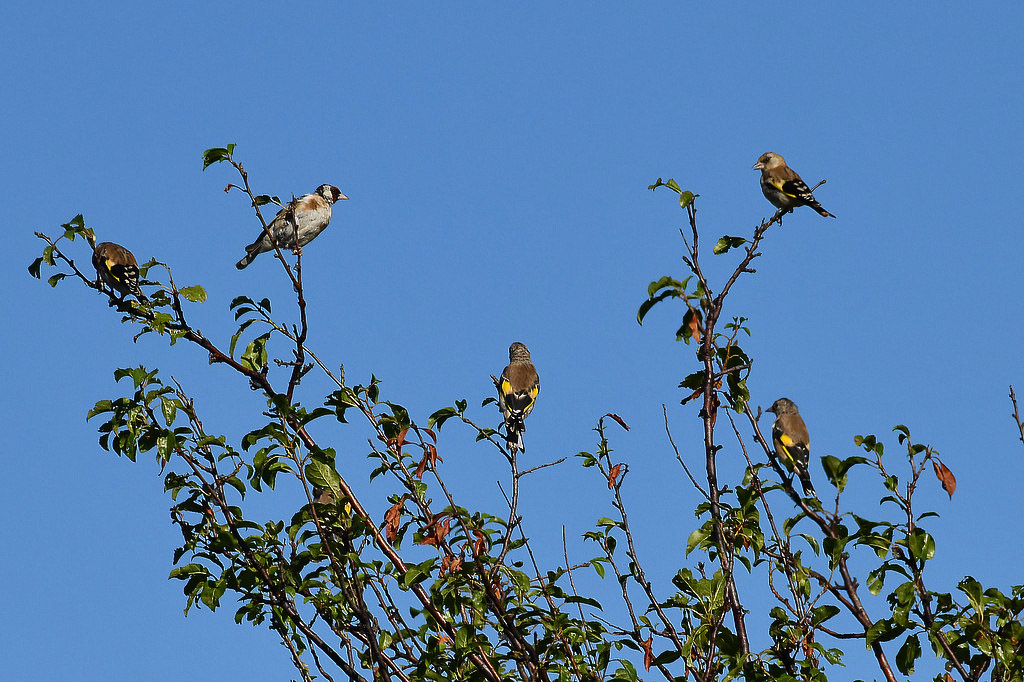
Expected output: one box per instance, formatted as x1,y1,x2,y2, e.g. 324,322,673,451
752,162,763,170
337,192,349,201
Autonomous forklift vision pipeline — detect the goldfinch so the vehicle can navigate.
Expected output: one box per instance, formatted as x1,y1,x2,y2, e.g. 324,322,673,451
766,397,816,498
753,152,835,218
496,342,540,455
236,184,348,269
92,241,148,303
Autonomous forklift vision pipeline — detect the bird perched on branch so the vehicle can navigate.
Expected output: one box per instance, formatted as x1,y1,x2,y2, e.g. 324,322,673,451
494,342,540,455
766,397,817,498
753,152,835,218
92,241,148,303
236,184,348,269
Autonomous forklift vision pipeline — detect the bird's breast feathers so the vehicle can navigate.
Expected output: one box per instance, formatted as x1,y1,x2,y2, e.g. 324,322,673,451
294,192,331,218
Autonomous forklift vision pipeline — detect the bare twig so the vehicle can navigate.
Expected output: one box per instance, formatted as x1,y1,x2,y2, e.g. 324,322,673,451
1011,386,1024,446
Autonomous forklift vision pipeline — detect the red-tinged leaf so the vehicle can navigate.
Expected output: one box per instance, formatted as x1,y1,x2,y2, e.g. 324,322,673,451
605,413,630,431
932,459,956,498
473,529,487,556
397,427,410,448
699,398,719,425
424,428,437,443
385,501,404,543
684,308,703,344
608,463,625,489
801,632,815,658
414,444,442,480
419,513,451,547
439,555,462,577
641,636,654,671
682,388,702,405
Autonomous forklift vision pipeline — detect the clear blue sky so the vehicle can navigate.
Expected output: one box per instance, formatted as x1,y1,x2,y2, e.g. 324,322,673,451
4,3,1023,680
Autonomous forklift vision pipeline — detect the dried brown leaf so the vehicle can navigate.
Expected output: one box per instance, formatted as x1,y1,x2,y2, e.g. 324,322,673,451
641,636,654,671
688,309,703,343
473,529,487,556
932,459,956,498
384,501,403,543
419,513,451,547
608,463,625,489
605,413,630,431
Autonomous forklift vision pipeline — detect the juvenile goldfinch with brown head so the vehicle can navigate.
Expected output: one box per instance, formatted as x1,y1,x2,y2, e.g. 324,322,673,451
92,241,148,303
766,397,817,499
753,152,835,218
496,342,540,455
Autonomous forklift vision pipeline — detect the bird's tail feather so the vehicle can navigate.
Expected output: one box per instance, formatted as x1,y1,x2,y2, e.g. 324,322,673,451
797,468,817,499
236,251,257,270
808,200,835,218
504,413,527,454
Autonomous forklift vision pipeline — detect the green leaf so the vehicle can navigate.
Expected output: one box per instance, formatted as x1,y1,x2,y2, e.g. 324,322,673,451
896,634,921,675
907,529,935,561
686,525,712,556
647,275,684,298
795,533,820,555
810,604,840,626
305,457,342,499
28,257,44,278
202,144,236,170
169,563,210,580
636,289,676,325
47,273,67,287
87,400,113,420
157,433,173,462
253,194,282,207
241,333,270,373
893,424,911,443
428,406,459,430
647,178,682,195
679,371,705,391
611,659,638,682
865,618,905,647
958,576,984,614
712,235,747,255
821,454,869,493
401,559,437,588
160,398,178,425
178,285,207,303
678,190,694,208
63,214,85,230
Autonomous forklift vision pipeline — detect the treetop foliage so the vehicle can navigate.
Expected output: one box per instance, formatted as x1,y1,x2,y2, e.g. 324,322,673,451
30,145,1024,682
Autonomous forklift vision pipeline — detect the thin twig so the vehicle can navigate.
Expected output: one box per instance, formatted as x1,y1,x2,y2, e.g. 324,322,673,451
1011,386,1024,446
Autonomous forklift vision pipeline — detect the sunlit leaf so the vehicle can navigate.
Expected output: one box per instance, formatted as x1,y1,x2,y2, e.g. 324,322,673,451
178,285,207,303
